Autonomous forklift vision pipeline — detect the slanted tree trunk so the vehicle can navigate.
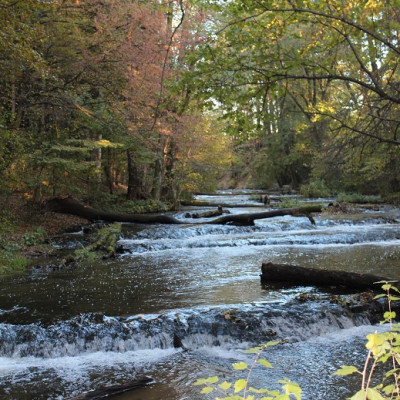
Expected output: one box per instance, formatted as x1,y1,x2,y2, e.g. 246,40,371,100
46,196,183,224
260,262,393,290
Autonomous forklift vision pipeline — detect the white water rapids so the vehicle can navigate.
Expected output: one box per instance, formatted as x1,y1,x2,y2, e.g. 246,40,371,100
1,192,400,399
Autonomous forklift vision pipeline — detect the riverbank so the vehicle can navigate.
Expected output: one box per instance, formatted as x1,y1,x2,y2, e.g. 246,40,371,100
1,190,398,276
0,194,170,275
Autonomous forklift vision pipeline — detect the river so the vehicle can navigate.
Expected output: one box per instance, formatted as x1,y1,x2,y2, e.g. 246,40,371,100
1,192,400,399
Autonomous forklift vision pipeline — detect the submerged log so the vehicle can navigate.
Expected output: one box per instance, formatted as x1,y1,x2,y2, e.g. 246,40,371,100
46,196,321,226
46,196,183,224
72,377,152,400
261,262,394,290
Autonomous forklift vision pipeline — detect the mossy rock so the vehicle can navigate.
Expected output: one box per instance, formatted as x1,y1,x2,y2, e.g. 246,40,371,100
92,223,122,257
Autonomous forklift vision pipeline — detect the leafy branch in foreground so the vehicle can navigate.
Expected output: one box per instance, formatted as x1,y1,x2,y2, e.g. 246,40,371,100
334,282,400,400
193,341,301,400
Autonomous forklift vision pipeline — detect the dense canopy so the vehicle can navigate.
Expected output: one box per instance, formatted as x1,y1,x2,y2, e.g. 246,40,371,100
1,0,400,202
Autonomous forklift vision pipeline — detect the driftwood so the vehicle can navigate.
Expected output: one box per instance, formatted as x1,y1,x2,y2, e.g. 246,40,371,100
71,377,152,400
260,262,394,290
46,196,321,226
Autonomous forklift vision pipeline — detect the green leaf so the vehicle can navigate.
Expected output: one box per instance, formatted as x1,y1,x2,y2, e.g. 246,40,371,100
219,381,232,391
283,381,302,400
234,379,247,393
381,283,400,293
207,376,219,384
264,341,280,347
243,346,262,354
200,387,214,394
366,333,387,353
366,388,385,400
382,383,395,395
350,389,367,400
333,365,359,376
258,358,273,368
232,362,248,370
249,387,271,394
193,378,208,386
384,311,396,321
193,376,219,386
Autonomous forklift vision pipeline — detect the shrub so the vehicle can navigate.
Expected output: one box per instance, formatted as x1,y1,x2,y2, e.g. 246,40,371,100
300,180,332,198
336,193,382,204
0,237,28,275
22,227,47,246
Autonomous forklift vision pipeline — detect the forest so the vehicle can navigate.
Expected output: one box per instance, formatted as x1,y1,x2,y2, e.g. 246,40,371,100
1,0,400,209
2,2,400,400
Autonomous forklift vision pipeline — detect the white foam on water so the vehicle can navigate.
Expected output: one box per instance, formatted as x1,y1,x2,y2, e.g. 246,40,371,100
306,323,389,345
0,347,178,380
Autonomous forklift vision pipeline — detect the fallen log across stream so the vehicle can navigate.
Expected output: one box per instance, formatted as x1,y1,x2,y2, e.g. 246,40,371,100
46,196,322,226
261,262,396,290
207,205,320,225
46,196,183,224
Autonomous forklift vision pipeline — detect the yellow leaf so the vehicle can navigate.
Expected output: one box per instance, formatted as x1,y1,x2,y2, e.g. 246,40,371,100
232,362,248,370
234,379,247,393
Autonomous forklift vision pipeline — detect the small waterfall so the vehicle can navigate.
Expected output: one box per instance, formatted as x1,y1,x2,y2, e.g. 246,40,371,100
0,299,380,359
119,218,400,254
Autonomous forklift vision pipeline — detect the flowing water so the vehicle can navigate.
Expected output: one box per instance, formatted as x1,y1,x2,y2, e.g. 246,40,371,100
1,192,400,399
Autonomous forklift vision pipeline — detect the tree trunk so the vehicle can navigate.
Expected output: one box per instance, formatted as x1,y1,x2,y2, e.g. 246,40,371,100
104,148,114,195
46,197,321,226
161,137,176,201
185,206,229,219
260,262,392,290
127,150,143,200
95,134,102,183
208,205,322,226
151,157,163,200
46,196,183,224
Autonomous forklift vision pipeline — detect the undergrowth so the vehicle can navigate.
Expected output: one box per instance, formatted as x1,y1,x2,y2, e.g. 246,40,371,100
90,193,170,214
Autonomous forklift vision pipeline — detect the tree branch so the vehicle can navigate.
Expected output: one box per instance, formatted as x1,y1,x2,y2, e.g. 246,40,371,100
254,1,400,56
